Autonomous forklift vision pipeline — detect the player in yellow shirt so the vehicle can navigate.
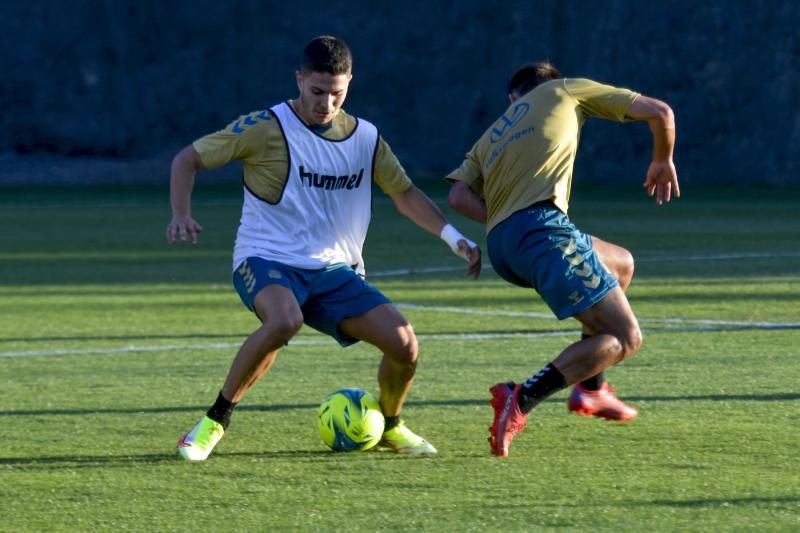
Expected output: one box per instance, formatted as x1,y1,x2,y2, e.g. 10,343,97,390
446,61,679,456
167,36,481,460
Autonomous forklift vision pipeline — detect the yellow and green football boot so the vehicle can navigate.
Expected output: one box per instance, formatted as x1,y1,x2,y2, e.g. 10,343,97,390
379,421,437,454
177,416,224,461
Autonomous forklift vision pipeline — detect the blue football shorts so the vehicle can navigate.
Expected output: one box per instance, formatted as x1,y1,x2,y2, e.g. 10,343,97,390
233,257,390,347
487,202,619,320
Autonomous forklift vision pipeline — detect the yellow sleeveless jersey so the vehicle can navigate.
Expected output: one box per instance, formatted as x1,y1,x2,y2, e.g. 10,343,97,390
445,78,639,232
193,101,412,202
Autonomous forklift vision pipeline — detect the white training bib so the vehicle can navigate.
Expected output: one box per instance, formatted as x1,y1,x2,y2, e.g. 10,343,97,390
232,102,377,275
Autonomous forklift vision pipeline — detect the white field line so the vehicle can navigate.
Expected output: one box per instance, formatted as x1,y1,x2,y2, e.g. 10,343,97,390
368,251,800,278
0,342,246,358
370,266,464,277
638,251,800,262
2,313,798,359
395,303,800,328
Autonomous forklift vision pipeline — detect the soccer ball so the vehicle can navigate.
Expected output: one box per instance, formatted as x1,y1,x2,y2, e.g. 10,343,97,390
318,388,385,452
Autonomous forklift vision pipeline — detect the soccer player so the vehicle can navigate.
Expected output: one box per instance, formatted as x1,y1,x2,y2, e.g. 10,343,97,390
445,61,678,456
167,36,481,461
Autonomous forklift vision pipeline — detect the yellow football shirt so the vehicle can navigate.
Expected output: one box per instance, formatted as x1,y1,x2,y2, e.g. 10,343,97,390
446,78,639,232
193,101,412,202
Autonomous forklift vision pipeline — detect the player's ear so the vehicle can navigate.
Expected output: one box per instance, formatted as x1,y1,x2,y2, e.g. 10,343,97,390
295,71,303,91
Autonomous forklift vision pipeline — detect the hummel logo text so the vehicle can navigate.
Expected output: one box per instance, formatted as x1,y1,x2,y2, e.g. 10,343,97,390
299,165,364,190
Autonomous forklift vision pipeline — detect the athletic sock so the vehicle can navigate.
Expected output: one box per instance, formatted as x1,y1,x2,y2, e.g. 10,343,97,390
580,372,605,391
206,391,237,429
517,363,568,414
577,334,604,391
384,416,400,432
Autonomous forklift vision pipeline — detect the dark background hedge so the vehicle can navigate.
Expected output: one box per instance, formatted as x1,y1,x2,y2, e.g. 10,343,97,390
2,0,797,186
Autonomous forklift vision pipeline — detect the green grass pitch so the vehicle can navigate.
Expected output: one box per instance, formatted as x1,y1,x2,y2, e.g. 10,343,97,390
1,183,798,531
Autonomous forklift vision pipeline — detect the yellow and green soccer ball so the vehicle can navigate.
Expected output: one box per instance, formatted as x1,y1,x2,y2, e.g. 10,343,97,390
318,388,385,452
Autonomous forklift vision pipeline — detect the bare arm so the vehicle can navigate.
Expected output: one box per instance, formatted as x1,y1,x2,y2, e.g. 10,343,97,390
389,184,448,235
166,144,206,244
389,185,482,279
447,179,488,224
626,95,679,205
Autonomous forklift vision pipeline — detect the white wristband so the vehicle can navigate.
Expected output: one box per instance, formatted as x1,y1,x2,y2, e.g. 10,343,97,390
440,223,476,260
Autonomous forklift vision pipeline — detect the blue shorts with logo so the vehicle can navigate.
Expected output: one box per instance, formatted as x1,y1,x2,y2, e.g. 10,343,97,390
487,202,618,320
233,257,390,347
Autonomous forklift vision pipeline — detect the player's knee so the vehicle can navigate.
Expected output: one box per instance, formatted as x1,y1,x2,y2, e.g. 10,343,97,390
611,249,635,288
388,325,419,365
267,313,304,345
621,251,635,281
619,325,642,359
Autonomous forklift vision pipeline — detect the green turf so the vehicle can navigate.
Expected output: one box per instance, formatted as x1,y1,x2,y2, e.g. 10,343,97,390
1,184,798,531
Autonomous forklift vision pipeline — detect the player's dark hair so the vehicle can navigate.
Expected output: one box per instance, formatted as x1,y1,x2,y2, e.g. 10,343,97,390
302,35,352,75
506,61,562,96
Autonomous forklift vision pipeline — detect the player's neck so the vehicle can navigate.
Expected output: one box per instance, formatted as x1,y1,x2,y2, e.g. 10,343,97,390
289,99,334,133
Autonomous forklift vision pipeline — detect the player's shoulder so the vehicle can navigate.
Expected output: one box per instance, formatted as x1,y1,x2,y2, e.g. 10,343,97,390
341,108,374,134
563,77,602,88
562,77,628,97
324,108,375,141
195,109,284,159
222,109,280,136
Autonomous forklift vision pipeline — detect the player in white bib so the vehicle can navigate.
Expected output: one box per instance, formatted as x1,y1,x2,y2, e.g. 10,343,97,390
167,36,481,460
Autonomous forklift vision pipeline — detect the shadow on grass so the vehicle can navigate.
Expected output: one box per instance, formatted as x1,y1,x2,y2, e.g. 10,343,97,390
0,448,419,469
513,495,800,510
0,453,179,468
2,393,799,418
646,496,800,507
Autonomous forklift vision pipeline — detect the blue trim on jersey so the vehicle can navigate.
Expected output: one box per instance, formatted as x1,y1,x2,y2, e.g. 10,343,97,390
232,110,272,135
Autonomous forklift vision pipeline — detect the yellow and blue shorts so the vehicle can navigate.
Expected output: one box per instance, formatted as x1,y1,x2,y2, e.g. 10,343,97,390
487,202,618,320
233,257,390,346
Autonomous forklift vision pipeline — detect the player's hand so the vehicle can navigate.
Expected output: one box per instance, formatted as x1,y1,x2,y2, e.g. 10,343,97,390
643,159,680,205
166,216,204,245
457,240,482,280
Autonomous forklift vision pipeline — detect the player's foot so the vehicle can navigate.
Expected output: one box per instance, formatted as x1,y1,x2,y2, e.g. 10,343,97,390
568,383,638,421
177,416,225,461
379,421,437,454
488,382,528,457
